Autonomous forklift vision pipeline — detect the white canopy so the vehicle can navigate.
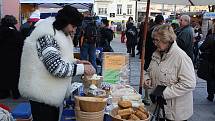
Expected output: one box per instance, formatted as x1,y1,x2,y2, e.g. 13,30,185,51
19,0,94,4
139,0,215,6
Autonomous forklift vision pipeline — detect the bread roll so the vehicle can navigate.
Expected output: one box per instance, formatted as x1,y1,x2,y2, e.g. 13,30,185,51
129,114,140,120
135,110,148,120
137,105,146,113
115,115,121,119
117,108,133,119
118,100,132,109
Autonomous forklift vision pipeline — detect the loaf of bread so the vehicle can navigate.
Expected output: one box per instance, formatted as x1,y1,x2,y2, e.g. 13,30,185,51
118,100,132,109
135,110,148,120
115,115,121,119
137,105,146,113
129,114,140,120
117,108,133,117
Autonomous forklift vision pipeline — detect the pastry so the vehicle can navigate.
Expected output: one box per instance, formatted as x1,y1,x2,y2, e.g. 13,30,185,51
137,105,146,113
115,115,121,119
129,114,140,120
117,108,133,119
118,100,132,109
135,110,148,120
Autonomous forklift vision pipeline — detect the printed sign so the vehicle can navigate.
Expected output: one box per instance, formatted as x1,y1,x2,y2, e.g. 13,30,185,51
102,53,129,84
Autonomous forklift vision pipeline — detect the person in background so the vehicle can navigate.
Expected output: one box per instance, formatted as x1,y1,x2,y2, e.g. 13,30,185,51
144,15,164,70
125,21,138,57
144,24,196,121
126,16,134,25
109,21,116,38
176,15,194,62
80,15,99,71
136,19,145,56
20,10,40,39
18,6,95,121
171,21,180,34
121,20,126,43
0,15,23,99
199,23,215,102
98,19,114,52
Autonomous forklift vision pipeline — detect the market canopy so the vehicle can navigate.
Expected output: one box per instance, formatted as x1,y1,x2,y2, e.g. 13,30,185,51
19,0,94,4
20,0,94,11
139,0,215,6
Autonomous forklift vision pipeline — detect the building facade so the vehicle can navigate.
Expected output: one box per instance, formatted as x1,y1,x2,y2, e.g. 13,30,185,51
94,0,136,22
94,0,191,22
1,0,20,28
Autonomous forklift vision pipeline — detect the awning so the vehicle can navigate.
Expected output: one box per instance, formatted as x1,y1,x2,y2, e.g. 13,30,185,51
139,0,215,6
203,12,215,19
19,0,94,4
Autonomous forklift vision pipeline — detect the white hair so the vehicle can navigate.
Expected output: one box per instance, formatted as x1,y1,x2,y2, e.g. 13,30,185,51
180,15,191,24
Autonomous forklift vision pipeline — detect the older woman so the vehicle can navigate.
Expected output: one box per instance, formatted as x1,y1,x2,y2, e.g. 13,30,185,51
144,24,196,121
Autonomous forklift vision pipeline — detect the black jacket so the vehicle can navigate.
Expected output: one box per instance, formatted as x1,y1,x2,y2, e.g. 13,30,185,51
125,23,138,46
0,25,24,89
98,27,113,52
176,25,194,61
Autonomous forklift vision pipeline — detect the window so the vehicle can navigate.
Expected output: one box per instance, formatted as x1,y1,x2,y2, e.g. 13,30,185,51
117,4,122,15
98,8,107,15
127,5,132,15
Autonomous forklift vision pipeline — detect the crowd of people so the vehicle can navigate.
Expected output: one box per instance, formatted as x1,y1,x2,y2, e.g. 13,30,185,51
0,4,214,121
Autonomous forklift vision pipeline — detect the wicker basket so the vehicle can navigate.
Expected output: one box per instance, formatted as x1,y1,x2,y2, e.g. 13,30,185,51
75,109,104,121
75,96,107,112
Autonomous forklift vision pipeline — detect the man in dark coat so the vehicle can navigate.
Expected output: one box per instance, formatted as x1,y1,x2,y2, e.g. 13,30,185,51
199,25,215,102
144,15,164,70
176,15,194,62
0,15,23,99
98,19,114,52
125,21,138,57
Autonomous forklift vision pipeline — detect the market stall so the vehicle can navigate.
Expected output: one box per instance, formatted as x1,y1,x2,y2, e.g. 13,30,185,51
59,52,149,121
19,0,94,23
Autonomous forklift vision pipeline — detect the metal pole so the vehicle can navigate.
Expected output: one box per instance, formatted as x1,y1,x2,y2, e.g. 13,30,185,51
162,3,164,15
139,0,150,96
135,0,138,22
0,0,3,18
174,4,176,19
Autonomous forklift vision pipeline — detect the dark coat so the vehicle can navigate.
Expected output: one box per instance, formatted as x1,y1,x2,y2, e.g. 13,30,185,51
199,34,215,79
125,23,138,47
176,25,194,61
144,24,158,70
98,27,113,52
0,25,24,90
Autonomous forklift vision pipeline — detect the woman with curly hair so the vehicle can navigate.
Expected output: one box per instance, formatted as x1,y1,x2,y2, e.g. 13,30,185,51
0,15,23,99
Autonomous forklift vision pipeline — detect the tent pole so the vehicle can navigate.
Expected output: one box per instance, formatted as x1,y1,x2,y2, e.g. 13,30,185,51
139,0,150,98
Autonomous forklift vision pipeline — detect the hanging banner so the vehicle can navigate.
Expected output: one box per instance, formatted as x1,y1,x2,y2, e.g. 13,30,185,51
19,0,94,3
203,12,215,20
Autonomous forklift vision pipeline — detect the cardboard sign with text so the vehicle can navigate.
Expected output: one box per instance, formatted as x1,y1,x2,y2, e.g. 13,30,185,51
102,52,129,84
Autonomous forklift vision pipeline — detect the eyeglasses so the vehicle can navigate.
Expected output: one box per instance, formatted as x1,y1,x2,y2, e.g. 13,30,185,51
153,38,161,44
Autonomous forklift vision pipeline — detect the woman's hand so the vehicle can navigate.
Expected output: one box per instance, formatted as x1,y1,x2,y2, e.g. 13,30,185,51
144,79,152,88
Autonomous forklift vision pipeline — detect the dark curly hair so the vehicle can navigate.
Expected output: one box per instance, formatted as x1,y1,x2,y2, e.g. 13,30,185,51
1,15,18,27
53,5,83,30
